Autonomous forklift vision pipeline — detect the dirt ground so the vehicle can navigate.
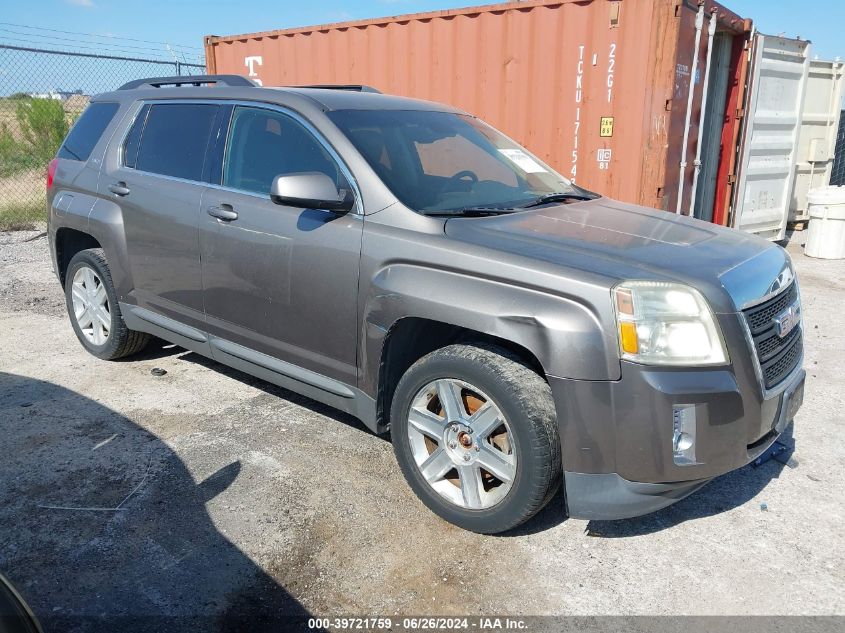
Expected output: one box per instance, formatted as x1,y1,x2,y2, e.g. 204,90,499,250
0,169,45,229
0,229,843,629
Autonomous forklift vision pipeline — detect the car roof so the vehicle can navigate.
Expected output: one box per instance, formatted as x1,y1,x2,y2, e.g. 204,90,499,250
94,76,464,115
269,86,461,113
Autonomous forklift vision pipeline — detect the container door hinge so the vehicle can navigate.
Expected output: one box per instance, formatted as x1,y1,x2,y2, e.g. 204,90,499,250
674,3,682,17
657,187,665,199
727,174,736,184
736,107,745,119
665,99,673,111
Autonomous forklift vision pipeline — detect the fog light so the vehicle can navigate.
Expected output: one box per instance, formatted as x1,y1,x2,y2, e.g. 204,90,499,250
673,432,693,452
672,404,697,465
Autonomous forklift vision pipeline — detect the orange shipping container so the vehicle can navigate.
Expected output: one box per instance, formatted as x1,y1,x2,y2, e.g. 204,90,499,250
205,0,750,223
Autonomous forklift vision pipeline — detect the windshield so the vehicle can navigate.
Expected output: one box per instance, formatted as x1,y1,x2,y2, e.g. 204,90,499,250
327,109,576,213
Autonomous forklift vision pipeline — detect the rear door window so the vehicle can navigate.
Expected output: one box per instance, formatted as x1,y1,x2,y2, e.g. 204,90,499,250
134,103,218,181
58,101,119,161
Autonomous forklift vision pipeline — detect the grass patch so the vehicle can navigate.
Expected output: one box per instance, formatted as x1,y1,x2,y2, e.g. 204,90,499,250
0,200,46,231
0,126,42,177
0,97,72,178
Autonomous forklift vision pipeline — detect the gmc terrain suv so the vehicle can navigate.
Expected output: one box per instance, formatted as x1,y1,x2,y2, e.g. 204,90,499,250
47,75,805,533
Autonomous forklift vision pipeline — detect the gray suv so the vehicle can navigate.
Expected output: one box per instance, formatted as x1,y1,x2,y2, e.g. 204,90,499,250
47,75,805,533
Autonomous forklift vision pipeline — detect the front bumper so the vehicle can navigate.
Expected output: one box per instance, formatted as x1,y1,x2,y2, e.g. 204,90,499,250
550,352,805,521
564,472,711,520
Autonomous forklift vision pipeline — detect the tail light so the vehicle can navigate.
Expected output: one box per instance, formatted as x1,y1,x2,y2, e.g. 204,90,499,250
46,158,58,190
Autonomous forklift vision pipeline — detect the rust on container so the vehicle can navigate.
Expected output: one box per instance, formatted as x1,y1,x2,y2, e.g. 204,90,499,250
712,31,751,225
205,0,750,221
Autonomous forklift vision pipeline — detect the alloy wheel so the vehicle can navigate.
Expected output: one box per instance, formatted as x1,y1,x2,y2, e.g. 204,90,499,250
406,378,516,510
70,266,111,345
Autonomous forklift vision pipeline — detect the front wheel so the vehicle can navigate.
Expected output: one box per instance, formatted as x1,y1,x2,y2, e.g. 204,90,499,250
390,343,561,534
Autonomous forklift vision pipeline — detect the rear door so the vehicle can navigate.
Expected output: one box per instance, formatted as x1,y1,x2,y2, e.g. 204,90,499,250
101,101,220,332
731,34,810,240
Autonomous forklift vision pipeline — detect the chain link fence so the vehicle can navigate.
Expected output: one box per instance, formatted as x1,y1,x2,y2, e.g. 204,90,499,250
0,44,204,230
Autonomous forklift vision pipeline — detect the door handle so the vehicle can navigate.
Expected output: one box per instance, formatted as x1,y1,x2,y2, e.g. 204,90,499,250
108,182,130,196
207,204,238,222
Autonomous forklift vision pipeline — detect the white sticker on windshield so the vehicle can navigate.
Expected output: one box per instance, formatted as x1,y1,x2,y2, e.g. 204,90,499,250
498,149,547,174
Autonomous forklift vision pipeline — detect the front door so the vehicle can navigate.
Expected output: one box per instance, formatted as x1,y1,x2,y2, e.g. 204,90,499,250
200,105,363,385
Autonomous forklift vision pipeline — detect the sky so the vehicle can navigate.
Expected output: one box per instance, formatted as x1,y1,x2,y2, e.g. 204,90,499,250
1,0,843,98
3,0,844,62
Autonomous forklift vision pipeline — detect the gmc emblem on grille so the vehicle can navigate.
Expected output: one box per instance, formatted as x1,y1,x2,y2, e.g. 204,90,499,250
774,301,801,338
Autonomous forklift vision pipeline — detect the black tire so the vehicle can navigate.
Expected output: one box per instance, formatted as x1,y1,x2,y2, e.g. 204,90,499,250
390,342,561,534
64,248,150,360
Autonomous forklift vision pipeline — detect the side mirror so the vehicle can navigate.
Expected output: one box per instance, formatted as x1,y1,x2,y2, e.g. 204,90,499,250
270,172,354,213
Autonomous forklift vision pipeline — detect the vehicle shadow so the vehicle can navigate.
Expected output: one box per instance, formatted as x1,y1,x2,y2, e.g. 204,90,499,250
145,346,575,536
0,372,320,633
584,427,795,538
175,350,374,437
98,342,788,539
501,489,570,537
115,336,184,362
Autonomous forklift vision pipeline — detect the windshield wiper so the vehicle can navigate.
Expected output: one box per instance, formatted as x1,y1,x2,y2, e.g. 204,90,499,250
422,206,517,217
518,191,596,208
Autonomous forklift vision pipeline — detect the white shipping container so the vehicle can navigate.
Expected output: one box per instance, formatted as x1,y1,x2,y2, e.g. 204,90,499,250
731,34,810,241
790,59,845,223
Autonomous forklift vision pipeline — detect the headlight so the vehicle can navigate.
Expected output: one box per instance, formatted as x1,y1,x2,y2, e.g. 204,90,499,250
612,281,728,366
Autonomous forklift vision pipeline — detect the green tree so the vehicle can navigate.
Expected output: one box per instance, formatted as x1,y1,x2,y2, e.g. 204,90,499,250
16,98,69,164
0,122,36,176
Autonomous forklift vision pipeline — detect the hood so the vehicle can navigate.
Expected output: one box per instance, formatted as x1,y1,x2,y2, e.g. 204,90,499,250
443,197,790,313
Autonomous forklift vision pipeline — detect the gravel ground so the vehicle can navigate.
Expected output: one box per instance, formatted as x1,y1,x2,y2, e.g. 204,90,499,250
0,229,843,628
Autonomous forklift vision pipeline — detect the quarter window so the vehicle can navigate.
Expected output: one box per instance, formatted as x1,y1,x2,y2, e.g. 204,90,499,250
58,101,119,162
122,104,150,169
134,103,218,181
223,106,347,196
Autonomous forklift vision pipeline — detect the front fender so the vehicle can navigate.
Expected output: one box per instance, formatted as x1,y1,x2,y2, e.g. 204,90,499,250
360,263,620,396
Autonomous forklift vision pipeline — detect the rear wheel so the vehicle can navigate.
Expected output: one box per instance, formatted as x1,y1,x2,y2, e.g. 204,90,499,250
65,248,150,360
390,343,561,534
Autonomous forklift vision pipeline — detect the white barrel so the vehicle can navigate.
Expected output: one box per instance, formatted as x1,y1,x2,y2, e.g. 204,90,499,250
806,186,845,259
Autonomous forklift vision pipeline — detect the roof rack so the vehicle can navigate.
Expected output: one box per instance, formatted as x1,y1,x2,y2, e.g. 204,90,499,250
118,74,258,90
293,85,382,94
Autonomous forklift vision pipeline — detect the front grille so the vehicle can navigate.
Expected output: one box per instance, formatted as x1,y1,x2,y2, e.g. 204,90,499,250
763,334,802,388
744,283,798,334
742,282,802,390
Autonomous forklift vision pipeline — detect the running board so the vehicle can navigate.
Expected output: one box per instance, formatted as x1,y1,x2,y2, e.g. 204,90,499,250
118,302,378,431
124,304,207,342
209,337,355,399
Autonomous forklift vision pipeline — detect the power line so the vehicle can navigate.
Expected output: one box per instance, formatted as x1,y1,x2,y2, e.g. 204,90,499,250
0,27,199,58
0,42,206,67
0,35,202,63
0,21,202,52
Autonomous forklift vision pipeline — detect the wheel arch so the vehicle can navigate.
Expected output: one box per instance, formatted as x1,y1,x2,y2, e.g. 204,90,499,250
85,197,134,299
373,317,546,433
362,264,618,433
54,228,102,288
